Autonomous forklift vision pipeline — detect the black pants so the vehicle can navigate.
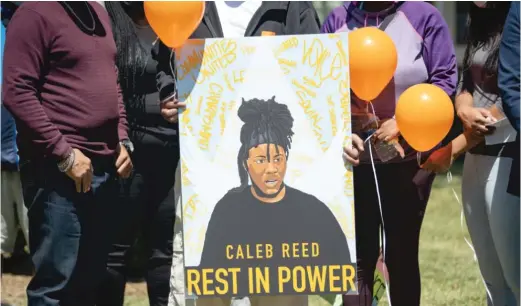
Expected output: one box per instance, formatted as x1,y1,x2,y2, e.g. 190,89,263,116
98,145,178,306
342,160,435,306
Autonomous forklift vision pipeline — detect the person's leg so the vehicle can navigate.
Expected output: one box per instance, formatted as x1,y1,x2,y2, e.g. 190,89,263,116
1,171,18,256
65,169,119,305
98,174,144,306
11,171,30,250
462,153,514,306
145,176,175,306
342,165,381,306
485,156,520,305
23,160,118,306
379,161,435,305
23,161,83,306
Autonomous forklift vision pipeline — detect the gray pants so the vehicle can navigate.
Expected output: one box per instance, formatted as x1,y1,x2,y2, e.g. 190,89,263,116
462,153,520,306
1,170,29,254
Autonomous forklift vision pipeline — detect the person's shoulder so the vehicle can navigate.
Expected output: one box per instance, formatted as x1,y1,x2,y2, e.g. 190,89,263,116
286,186,325,206
11,2,60,26
321,4,349,33
398,1,448,36
17,1,59,15
213,187,249,210
399,1,445,24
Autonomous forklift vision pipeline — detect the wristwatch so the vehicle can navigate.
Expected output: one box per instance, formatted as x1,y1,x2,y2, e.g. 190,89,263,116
120,139,134,154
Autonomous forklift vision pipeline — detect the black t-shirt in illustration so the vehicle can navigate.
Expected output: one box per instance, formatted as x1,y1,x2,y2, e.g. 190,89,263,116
198,185,352,293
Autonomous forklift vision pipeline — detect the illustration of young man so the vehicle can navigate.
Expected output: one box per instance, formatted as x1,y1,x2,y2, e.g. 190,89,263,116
198,96,352,296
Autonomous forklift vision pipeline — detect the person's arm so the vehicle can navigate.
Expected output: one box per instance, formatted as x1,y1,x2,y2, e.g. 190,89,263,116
1,8,72,163
115,66,129,142
455,68,475,114
422,9,458,99
297,1,321,35
498,1,520,132
320,6,344,34
156,41,176,103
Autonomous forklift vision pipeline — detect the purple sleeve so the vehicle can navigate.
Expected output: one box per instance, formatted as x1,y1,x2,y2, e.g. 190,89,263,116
422,10,458,97
1,8,72,162
115,66,129,141
320,6,348,34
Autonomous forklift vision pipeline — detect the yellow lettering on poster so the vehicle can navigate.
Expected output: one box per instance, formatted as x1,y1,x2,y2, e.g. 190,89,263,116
328,95,338,137
197,40,238,85
199,83,223,151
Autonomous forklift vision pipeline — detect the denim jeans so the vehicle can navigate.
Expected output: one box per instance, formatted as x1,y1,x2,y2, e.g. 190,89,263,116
20,158,118,306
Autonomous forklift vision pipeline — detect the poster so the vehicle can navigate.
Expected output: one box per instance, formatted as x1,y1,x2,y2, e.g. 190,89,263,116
175,33,356,298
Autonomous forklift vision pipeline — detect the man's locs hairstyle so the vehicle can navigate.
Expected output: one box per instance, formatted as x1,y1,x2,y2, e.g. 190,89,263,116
236,96,294,188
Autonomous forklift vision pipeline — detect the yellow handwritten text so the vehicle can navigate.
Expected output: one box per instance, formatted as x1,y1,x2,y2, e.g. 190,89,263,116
199,83,223,151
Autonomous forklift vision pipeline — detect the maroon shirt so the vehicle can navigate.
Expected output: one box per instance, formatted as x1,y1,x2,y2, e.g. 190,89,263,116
2,1,128,163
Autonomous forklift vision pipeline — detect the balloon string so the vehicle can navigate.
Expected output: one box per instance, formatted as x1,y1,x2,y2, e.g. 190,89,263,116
364,101,392,305
169,48,178,100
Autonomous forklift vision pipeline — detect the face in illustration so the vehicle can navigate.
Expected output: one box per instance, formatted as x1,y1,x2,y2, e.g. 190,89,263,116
246,143,287,195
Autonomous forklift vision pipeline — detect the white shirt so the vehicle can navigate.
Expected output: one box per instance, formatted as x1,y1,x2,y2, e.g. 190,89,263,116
214,1,263,38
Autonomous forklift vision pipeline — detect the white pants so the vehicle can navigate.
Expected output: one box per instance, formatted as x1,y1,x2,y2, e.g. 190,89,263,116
1,170,29,254
167,164,309,306
462,153,520,306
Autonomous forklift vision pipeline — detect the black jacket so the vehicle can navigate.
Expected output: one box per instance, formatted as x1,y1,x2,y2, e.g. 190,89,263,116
191,1,321,39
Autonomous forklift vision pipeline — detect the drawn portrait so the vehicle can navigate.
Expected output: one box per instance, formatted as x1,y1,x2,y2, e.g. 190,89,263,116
175,33,356,297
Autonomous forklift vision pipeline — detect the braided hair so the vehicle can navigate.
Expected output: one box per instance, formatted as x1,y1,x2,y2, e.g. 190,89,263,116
105,1,148,122
236,96,294,189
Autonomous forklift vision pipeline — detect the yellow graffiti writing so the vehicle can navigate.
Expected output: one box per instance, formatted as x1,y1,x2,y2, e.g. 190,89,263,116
199,83,223,151
197,40,237,84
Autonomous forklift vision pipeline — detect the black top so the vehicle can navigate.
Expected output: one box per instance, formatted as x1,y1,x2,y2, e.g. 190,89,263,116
191,1,321,39
199,185,352,293
126,25,177,148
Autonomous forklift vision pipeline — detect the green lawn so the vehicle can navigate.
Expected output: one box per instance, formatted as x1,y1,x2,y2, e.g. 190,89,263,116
2,167,485,306
121,166,486,306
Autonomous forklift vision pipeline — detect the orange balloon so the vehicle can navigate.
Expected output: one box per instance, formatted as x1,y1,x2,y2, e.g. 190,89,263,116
396,84,454,152
348,27,397,101
144,1,204,48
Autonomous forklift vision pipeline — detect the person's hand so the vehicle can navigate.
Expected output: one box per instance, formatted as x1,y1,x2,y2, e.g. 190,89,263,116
65,149,93,193
343,134,364,166
160,98,187,123
421,144,454,173
115,144,133,178
457,106,497,136
374,118,400,142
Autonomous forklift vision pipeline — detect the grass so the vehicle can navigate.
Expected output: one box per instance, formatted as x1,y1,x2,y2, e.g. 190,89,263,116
2,165,486,306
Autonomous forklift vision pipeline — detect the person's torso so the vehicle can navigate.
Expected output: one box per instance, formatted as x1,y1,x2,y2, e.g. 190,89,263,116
190,1,302,39
123,24,178,148
466,44,517,156
17,1,122,158
214,1,263,38
329,2,440,163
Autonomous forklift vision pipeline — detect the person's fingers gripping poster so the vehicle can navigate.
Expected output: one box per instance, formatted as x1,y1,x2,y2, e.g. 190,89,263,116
175,33,356,297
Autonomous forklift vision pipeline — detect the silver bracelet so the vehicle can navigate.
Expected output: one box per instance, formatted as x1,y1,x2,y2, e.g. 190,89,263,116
58,150,75,173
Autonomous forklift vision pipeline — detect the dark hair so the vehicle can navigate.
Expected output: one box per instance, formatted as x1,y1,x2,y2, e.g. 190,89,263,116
236,97,294,188
462,1,511,75
105,1,148,118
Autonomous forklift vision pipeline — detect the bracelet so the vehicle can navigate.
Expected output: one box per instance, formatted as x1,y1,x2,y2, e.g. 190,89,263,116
58,150,75,173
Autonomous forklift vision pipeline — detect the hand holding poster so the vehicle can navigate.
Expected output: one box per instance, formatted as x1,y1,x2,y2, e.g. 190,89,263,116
175,33,357,298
